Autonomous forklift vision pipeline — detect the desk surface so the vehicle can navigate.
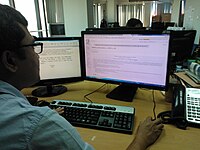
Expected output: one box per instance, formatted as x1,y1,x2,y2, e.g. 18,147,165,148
22,81,200,150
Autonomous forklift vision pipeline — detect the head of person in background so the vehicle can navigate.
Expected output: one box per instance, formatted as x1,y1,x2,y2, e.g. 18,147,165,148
126,18,143,28
100,18,108,28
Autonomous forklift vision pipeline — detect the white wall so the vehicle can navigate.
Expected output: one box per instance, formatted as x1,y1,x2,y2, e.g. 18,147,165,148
87,0,94,28
63,0,88,37
184,0,200,44
171,0,180,25
143,3,151,27
107,0,117,22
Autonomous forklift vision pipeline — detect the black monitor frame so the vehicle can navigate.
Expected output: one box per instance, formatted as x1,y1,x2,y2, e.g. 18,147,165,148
167,30,196,72
85,27,148,32
32,37,84,97
169,30,196,61
81,30,171,101
49,23,65,37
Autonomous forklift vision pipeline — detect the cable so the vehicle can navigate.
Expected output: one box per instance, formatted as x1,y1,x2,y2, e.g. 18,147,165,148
137,88,157,120
152,90,157,120
83,83,107,103
157,110,188,130
157,111,173,123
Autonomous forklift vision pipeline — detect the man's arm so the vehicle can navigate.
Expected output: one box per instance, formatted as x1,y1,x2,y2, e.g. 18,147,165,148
127,117,164,150
28,110,94,150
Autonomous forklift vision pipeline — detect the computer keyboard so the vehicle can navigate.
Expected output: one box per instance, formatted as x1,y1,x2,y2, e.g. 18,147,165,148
49,100,135,134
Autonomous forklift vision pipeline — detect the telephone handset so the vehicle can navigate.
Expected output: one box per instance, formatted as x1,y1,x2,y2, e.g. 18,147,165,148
171,84,186,119
157,84,188,129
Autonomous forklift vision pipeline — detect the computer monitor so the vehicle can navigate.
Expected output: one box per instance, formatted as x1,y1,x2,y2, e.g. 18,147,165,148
151,22,165,30
81,30,171,101
32,37,84,97
85,27,147,32
49,23,65,37
168,30,196,71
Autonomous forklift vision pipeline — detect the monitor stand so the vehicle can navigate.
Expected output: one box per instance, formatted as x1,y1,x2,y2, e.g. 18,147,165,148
32,84,68,97
106,84,138,102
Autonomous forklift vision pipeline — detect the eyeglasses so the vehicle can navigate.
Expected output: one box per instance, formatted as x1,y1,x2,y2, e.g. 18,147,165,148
18,42,43,54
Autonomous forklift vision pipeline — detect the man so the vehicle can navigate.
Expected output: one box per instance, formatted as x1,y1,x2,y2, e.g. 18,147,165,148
126,18,143,28
0,4,164,150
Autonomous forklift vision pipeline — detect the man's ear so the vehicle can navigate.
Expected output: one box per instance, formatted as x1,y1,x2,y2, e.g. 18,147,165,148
1,50,18,72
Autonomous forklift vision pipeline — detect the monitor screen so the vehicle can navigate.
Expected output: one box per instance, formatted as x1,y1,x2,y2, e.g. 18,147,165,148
32,37,83,97
49,23,65,37
169,30,196,64
82,30,170,101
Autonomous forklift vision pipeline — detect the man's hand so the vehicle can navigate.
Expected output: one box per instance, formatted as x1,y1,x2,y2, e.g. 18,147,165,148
127,116,164,150
53,107,64,115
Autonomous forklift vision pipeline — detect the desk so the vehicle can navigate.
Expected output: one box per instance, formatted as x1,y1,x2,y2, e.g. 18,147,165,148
22,81,200,150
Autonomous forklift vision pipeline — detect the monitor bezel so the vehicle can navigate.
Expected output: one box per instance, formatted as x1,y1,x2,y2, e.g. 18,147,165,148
81,29,171,91
33,36,84,86
169,30,197,62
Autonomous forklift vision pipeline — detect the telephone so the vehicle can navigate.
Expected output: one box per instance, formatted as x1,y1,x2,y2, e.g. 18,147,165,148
157,84,188,130
158,84,200,129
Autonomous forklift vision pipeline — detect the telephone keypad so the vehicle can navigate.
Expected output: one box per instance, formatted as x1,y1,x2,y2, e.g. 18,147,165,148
186,88,200,124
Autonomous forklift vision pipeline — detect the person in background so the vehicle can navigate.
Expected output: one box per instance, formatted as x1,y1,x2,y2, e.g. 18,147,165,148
126,18,143,28
100,18,108,28
0,4,163,150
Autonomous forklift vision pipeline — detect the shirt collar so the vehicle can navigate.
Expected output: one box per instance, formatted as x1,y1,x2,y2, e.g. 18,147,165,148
0,80,27,99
